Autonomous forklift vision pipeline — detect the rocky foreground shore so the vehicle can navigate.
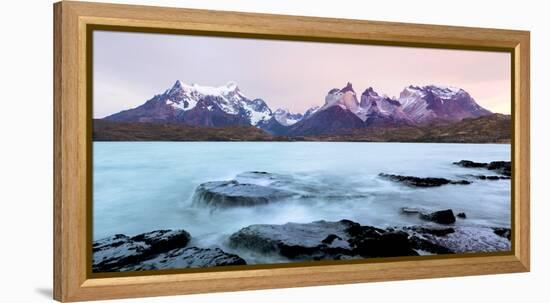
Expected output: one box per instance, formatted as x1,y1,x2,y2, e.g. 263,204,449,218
93,160,511,272
93,219,511,272
93,230,246,272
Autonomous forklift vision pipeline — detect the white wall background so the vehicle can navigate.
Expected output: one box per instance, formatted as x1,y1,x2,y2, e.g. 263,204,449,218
0,0,548,302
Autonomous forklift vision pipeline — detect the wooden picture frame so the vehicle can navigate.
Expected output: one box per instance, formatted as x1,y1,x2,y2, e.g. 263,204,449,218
53,1,530,301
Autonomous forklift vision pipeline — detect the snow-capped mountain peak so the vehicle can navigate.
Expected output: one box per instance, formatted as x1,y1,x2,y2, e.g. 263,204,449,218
241,98,272,125
169,80,184,92
273,108,303,126
161,80,251,115
105,80,273,127
165,80,242,98
399,84,491,123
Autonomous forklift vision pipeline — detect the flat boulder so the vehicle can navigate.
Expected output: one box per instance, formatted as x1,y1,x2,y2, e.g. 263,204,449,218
420,209,456,224
192,180,295,207
379,173,471,187
229,220,419,260
228,220,356,260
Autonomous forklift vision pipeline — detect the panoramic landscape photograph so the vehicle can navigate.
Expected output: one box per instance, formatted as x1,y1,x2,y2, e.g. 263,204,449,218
91,30,512,273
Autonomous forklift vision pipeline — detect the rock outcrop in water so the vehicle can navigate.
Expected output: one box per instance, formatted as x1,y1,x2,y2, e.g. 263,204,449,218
228,220,510,261
469,174,511,180
93,230,245,272
401,208,457,224
419,209,456,224
192,180,295,207
454,160,511,176
379,173,471,187
192,171,310,207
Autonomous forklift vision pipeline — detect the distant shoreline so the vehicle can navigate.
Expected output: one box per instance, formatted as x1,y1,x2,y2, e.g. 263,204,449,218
92,140,511,145
92,115,511,144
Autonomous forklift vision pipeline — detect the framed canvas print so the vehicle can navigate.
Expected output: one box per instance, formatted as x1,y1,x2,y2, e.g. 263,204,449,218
53,1,530,302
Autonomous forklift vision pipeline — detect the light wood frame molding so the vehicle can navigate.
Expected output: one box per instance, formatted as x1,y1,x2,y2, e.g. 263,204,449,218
53,1,530,301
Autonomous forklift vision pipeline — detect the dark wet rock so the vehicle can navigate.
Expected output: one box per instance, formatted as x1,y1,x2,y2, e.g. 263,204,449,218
457,212,467,219
229,220,511,261
454,160,511,176
399,225,510,254
451,180,472,185
408,236,454,254
346,223,418,257
493,227,512,240
379,173,471,187
401,208,457,224
402,226,455,237
93,229,246,272
192,180,295,207
453,160,488,168
121,247,246,271
420,209,456,224
471,175,511,180
93,230,190,272
228,220,355,260
129,230,192,256
487,161,512,176
411,226,511,253
93,234,147,272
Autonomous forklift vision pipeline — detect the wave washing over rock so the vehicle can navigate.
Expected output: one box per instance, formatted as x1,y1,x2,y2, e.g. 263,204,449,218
93,159,511,272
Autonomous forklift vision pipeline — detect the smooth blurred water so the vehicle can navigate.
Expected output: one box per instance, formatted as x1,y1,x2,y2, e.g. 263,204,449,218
93,142,511,261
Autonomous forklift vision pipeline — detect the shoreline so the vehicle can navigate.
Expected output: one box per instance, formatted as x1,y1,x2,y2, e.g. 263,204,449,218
92,220,512,273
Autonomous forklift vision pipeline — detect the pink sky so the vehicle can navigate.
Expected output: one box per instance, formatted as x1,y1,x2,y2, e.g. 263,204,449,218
94,31,511,118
